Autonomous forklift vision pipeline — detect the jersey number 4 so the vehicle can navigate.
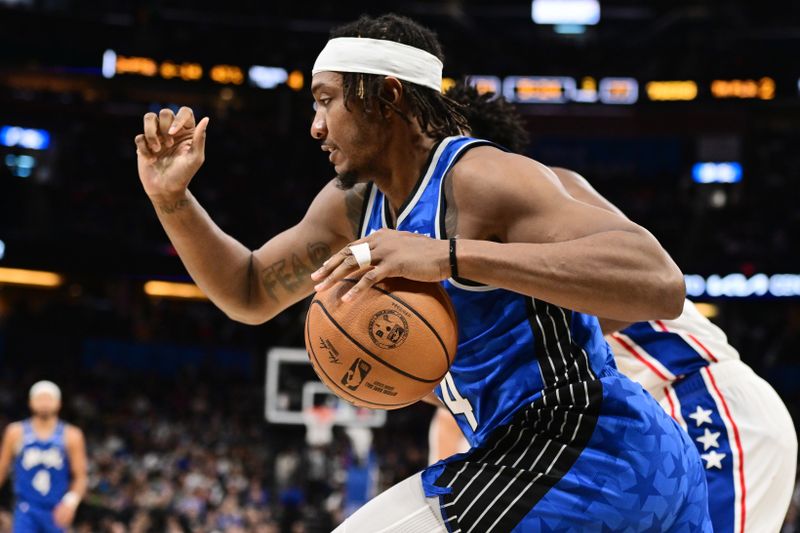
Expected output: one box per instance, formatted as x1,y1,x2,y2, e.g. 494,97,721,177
440,373,478,431
32,470,51,496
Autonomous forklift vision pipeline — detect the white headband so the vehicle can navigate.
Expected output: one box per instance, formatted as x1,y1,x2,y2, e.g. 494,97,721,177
312,37,444,92
30,380,61,401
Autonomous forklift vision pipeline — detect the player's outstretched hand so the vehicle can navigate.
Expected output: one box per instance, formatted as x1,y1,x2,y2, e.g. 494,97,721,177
311,229,450,301
134,106,209,201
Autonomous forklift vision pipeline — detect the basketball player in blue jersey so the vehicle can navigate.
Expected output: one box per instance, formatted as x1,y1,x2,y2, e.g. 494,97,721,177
430,82,798,532
134,14,711,532
0,381,87,532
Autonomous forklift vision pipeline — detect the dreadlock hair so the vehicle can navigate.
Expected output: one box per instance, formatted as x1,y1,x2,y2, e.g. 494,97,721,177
329,13,468,140
445,81,531,154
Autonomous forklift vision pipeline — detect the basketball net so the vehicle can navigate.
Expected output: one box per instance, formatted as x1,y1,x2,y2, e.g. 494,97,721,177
303,405,336,447
345,426,373,463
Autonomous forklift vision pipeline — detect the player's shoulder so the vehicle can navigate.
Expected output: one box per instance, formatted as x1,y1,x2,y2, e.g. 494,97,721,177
2,421,24,441
448,145,559,215
63,424,84,442
453,146,558,189
305,179,369,241
549,166,586,182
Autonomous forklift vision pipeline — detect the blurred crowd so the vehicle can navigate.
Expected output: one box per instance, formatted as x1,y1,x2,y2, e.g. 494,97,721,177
0,283,798,531
0,366,431,532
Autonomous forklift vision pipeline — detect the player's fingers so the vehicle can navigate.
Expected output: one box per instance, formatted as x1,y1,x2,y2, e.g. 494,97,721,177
169,106,195,135
191,117,210,156
342,266,386,302
313,253,362,292
311,237,372,281
311,248,346,281
158,108,176,147
134,134,155,161
143,112,161,152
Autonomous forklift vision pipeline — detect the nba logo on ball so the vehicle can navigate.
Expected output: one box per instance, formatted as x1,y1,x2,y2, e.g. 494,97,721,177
341,358,372,390
369,309,409,349
306,278,457,408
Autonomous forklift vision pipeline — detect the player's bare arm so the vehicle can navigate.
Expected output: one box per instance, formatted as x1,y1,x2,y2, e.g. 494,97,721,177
0,423,21,488
314,147,684,322
135,107,359,324
444,148,685,321
550,166,661,333
52,426,87,527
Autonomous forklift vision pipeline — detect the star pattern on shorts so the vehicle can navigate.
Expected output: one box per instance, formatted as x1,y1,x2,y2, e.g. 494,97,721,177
695,428,721,451
688,405,713,427
700,450,726,470
627,467,664,507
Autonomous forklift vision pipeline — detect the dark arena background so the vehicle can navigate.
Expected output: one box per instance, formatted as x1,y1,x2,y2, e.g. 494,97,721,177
1,1,799,531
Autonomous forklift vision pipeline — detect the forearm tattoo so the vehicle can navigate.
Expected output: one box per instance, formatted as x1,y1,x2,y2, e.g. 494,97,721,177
156,198,191,215
260,241,331,301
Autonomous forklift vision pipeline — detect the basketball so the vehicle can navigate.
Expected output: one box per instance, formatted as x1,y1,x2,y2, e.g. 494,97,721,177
304,278,458,409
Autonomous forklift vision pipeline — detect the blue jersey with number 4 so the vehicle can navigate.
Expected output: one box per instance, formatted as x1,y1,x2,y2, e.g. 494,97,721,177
14,420,70,509
359,136,613,446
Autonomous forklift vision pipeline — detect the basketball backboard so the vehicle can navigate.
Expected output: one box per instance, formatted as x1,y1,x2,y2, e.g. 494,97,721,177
265,347,386,427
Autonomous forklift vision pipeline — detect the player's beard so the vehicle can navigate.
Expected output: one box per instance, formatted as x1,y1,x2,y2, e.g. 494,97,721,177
335,171,361,190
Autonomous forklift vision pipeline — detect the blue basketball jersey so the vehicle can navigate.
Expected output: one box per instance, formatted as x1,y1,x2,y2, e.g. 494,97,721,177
353,137,712,532
14,420,70,509
359,136,614,446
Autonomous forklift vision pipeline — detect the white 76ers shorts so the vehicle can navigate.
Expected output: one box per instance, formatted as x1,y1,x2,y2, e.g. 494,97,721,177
654,360,797,533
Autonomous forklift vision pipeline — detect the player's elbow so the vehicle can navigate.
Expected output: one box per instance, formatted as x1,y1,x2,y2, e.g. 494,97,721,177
652,264,685,320
224,307,273,326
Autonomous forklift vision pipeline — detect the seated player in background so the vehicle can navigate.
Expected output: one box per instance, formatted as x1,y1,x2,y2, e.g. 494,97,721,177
135,13,711,531
434,80,798,533
0,381,87,532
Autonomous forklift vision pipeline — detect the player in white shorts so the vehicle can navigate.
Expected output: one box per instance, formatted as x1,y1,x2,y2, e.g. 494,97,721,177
431,83,798,533
557,167,797,533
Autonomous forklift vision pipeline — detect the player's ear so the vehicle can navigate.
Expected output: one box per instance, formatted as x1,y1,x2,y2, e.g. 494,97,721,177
380,77,404,117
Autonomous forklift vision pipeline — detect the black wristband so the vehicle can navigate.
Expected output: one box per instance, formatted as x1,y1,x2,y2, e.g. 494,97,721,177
449,238,458,279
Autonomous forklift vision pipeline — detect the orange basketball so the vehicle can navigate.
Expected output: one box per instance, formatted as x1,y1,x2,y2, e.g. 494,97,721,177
304,278,458,409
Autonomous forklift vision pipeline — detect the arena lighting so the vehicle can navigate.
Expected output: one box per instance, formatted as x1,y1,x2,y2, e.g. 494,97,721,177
554,24,586,35
504,76,575,104
693,303,719,319
0,267,63,288
0,126,50,150
115,54,158,77
573,76,599,103
692,162,742,184
286,70,304,91
4,154,37,178
685,274,800,298
441,77,456,93
102,49,116,79
466,76,502,96
162,61,203,81
598,77,638,105
248,66,288,89
210,65,244,85
711,77,775,100
143,280,207,300
532,0,600,25
503,76,639,105
646,81,698,101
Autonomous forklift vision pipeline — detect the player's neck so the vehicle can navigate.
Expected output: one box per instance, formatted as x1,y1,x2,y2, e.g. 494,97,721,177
373,130,436,218
30,415,58,436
